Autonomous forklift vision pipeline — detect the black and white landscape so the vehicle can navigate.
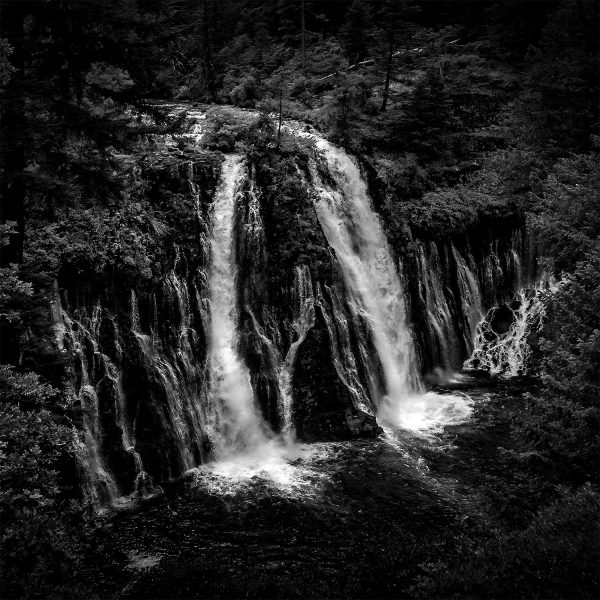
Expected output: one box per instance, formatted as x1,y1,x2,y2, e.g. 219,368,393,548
0,1,598,598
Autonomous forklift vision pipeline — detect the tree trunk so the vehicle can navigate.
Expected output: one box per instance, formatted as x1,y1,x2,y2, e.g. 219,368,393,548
278,88,283,146
380,42,394,112
0,4,27,265
301,0,306,73
202,0,218,103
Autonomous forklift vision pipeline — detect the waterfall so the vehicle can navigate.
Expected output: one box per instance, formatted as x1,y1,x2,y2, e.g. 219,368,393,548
452,244,483,357
206,155,271,457
410,234,528,378
278,265,316,439
130,280,207,474
57,107,540,503
103,311,152,496
316,283,373,414
416,241,461,370
413,242,485,375
57,302,122,505
465,277,561,376
306,137,421,417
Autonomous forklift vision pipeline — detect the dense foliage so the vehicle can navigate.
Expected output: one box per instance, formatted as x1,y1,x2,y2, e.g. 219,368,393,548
1,0,598,597
419,142,600,599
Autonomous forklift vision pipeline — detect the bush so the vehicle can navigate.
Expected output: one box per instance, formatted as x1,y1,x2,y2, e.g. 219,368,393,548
414,487,600,599
202,109,277,152
0,365,88,599
530,148,600,272
517,249,600,486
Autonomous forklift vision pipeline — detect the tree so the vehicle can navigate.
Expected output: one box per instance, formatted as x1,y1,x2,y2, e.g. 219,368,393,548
0,39,15,90
301,0,306,72
399,66,457,157
484,0,557,62
340,0,373,66
0,0,159,265
0,364,84,600
200,0,219,102
530,145,600,271
259,68,291,146
521,249,600,485
375,0,418,111
525,0,599,151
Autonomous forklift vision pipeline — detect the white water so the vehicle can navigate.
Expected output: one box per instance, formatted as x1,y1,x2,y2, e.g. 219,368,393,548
307,138,421,420
189,443,335,499
385,391,474,437
278,265,316,439
465,277,561,377
206,155,272,457
58,303,120,505
416,241,461,369
452,244,483,355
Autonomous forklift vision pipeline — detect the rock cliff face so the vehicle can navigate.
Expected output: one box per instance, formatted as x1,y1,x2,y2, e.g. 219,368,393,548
45,108,531,505
403,226,531,374
52,150,222,504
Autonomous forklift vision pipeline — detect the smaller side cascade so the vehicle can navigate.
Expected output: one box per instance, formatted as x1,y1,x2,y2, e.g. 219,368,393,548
465,276,563,377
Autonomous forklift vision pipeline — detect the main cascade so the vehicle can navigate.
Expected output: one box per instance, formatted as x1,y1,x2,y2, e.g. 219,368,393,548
206,155,271,457
307,136,422,417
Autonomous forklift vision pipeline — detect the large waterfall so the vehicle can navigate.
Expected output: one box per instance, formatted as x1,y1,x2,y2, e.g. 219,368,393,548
54,107,548,507
308,137,421,418
206,155,271,456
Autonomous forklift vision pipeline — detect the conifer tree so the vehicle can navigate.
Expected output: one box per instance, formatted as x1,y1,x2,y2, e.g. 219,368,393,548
526,0,599,151
0,0,161,264
401,66,456,157
376,0,419,111
340,0,373,66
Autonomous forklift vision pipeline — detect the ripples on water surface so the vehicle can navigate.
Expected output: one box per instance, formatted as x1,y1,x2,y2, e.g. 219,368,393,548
186,442,339,499
379,391,474,437
103,378,521,600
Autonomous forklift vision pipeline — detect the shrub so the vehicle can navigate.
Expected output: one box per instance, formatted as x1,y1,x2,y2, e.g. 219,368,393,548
414,487,600,599
0,365,87,599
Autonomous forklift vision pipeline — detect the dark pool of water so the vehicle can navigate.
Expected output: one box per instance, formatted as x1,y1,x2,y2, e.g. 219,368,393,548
91,374,530,599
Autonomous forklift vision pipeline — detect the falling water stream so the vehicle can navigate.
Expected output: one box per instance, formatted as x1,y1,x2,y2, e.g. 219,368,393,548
278,265,316,440
299,134,479,434
191,154,325,494
205,155,271,457
465,276,562,376
308,138,422,417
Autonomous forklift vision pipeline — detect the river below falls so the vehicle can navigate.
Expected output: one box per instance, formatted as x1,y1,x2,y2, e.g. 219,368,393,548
88,373,530,599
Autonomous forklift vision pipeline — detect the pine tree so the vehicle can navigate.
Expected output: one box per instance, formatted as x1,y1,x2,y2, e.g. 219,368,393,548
340,0,373,66
0,0,161,263
375,0,419,111
400,66,456,157
526,0,599,151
